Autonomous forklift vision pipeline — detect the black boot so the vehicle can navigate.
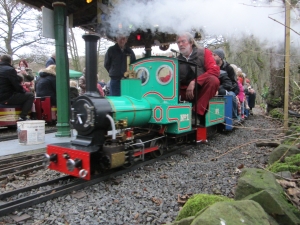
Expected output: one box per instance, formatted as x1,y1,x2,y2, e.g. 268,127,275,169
30,112,37,120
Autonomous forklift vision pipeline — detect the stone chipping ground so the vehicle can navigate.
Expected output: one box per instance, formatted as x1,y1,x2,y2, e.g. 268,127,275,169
0,107,283,225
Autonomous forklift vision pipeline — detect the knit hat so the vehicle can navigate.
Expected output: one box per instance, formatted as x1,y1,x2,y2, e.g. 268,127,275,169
213,49,225,60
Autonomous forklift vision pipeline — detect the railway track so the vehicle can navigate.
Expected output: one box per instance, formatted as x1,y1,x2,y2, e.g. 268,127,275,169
0,144,195,217
0,153,45,182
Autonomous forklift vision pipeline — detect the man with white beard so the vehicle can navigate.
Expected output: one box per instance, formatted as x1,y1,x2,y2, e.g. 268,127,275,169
176,32,220,125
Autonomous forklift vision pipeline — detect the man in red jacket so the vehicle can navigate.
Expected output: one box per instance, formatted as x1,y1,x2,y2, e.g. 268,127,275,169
177,32,220,124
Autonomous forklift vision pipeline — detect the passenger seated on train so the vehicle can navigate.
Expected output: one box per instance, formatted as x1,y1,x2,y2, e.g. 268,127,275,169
176,32,220,125
0,54,34,121
17,74,37,119
217,70,234,96
237,76,246,120
244,78,256,115
16,59,34,91
36,65,57,106
213,49,240,123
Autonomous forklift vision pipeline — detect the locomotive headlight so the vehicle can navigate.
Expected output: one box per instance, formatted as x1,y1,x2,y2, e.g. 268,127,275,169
66,158,82,172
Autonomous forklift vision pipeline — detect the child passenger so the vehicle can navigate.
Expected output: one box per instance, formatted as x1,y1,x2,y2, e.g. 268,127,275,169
17,74,36,119
237,76,245,119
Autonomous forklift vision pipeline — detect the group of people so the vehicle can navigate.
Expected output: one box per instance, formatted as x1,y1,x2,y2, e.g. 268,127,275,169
104,32,255,127
0,50,107,121
0,53,57,121
212,48,256,124
0,55,35,121
0,32,256,124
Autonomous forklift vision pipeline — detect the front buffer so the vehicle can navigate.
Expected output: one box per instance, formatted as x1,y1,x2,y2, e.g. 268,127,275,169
45,143,101,180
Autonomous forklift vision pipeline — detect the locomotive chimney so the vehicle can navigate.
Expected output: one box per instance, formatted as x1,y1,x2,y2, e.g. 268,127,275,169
82,34,101,97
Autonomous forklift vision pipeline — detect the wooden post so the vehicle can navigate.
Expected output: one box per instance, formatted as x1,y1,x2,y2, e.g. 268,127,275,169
284,0,290,131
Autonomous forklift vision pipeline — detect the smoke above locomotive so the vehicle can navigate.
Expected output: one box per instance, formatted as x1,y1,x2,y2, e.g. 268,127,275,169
103,0,299,44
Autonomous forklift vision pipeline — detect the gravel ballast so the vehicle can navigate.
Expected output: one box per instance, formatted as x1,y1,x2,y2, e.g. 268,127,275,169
0,108,281,225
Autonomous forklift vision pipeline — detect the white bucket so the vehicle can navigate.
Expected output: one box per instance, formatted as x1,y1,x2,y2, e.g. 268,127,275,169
17,120,45,145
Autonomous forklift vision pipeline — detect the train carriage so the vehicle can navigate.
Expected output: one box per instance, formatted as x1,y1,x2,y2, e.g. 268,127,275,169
0,104,22,126
0,96,57,127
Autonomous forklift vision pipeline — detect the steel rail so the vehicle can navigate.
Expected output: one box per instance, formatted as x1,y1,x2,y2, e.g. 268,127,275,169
0,158,44,170
0,165,46,182
0,153,44,165
0,160,45,176
0,144,193,217
0,175,73,200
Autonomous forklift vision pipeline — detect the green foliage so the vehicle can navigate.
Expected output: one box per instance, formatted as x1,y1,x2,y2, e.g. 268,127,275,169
282,137,297,146
261,84,269,100
286,154,300,166
291,81,300,102
269,154,300,173
267,96,282,108
175,194,232,221
269,108,284,119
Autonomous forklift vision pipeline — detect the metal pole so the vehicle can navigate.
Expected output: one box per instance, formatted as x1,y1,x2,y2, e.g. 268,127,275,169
53,2,71,137
284,0,290,131
145,47,152,57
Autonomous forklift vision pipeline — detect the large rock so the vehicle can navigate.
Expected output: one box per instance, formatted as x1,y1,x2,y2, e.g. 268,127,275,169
175,194,232,221
244,190,300,225
234,168,282,200
190,200,277,225
172,216,195,225
235,168,300,225
269,145,300,164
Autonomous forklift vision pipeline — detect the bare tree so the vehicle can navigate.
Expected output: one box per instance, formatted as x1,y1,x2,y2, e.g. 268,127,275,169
0,0,44,59
68,28,82,72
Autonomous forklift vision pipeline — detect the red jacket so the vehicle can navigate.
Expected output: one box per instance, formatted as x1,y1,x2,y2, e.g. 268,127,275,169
196,48,220,84
178,47,220,87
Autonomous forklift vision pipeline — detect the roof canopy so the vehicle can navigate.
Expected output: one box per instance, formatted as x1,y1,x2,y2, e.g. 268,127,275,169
19,0,98,31
18,0,184,49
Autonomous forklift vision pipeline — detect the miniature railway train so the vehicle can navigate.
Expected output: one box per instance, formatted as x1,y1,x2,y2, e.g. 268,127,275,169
0,96,57,127
43,35,236,180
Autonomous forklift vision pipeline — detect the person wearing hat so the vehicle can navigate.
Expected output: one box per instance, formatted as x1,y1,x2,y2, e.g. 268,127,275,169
213,49,239,94
213,48,240,123
45,52,56,68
